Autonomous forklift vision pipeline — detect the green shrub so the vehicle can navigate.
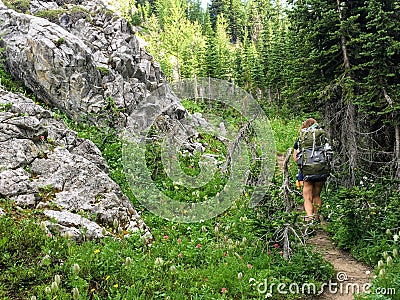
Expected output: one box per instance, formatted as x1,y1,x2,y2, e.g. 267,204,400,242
3,0,30,14
34,9,67,23
322,179,400,265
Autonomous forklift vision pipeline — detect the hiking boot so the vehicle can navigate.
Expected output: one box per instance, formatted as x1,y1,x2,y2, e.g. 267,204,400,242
302,220,317,238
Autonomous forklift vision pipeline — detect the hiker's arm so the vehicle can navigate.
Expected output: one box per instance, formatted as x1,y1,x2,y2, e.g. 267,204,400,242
293,149,298,162
293,139,299,161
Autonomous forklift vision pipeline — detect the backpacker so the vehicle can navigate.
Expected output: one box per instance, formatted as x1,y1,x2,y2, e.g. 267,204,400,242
296,124,333,181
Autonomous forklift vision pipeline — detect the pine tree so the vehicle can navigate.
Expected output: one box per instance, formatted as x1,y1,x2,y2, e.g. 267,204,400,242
355,0,400,178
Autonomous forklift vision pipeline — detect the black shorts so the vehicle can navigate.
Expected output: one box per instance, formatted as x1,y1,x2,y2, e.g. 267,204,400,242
304,174,329,182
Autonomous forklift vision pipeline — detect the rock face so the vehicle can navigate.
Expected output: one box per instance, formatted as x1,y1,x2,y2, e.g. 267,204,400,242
0,0,185,127
0,0,191,240
0,88,151,241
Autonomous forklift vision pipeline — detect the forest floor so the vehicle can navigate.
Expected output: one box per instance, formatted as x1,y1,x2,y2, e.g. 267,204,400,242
276,154,373,300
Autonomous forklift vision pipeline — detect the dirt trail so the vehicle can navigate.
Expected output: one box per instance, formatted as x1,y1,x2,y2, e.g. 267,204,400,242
309,228,373,299
276,154,373,299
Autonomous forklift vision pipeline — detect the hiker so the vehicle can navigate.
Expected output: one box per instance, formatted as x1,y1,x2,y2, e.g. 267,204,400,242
293,118,331,223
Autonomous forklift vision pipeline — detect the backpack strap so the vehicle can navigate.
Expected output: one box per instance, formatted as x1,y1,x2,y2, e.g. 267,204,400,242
311,130,316,158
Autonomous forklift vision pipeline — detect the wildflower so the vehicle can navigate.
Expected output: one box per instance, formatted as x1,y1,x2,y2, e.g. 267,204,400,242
105,275,110,280
170,265,177,273
221,287,227,293
31,296,37,300
90,288,95,293
163,235,169,240
225,225,230,232
118,226,124,235
102,227,107,236
65,231,73,239
40,221,47,231
154,257,164,267
223,252,228,257
387,256,393,266
365,270,371,275
386,229,392,236
242,237,247,244
113,219,119,229
201,226,207,233
125,257,132,268
177,238,182,244
51,281,58,292
383,251,389,259
214,226,219,234
196,243,201,249
178,253,182,258
239,216,247,222
378,260,384,268
238,272,243,280
394,234,399,242
54,275,61,285
45,287,51,294
47,232,52,237
247,263,253,269
279,251,284,255
73,263,80,274
379,268,386,277
94,249,100,254
40,135,45,141
393,248,398,258
72,287,79,300
274,243,279,248
113,283,118,288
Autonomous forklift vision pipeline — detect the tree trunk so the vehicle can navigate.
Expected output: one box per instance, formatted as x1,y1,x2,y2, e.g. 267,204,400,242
395,124,400,181
383,87,400,181
337,0,358,186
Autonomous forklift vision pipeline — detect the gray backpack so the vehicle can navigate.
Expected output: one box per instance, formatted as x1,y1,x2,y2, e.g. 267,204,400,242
296,125,333,181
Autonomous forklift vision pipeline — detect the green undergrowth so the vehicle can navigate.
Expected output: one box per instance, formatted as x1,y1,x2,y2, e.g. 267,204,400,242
0,113,335,299
0,194,335,299
321,179,400,299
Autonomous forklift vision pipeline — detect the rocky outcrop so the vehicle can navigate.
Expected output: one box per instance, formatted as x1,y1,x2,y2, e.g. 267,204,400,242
0,88,151,241
0,0,185,128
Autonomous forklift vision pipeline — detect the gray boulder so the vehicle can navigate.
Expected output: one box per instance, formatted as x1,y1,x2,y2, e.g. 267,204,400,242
0,88,151,241
0,0,185,128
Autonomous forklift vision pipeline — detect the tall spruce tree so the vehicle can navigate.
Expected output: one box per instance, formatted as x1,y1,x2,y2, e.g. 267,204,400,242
355,0,400,179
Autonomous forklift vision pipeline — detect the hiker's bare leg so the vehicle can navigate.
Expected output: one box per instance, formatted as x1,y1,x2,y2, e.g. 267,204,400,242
303,181,314,221
312,181,324,217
